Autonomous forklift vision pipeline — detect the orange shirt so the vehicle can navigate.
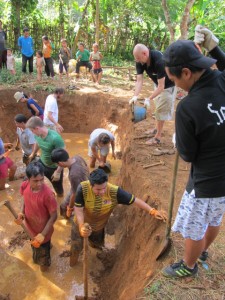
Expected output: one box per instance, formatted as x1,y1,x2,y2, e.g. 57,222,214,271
43,42,52,58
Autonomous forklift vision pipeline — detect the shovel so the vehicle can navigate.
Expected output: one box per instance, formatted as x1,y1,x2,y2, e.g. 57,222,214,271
75,223,96,300
1,200,33,240
156,150,179,260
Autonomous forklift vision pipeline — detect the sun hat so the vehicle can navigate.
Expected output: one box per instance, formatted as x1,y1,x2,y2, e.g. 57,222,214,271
14,92,24,102
163,40,217,68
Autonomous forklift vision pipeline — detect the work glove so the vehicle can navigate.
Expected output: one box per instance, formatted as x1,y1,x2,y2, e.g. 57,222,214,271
79,223,92,238
30,233,45,248
144,98,150,108
66,205,74,218
149,208,167,222
51,170,61,182
14,212,25,225
194,25,219,52
129,96,138,105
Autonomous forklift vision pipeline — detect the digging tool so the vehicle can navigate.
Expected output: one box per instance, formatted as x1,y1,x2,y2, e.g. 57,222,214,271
143,160,165,169
2,200,33,240
75,223,96,300
131,102,135,122
156,150,179,260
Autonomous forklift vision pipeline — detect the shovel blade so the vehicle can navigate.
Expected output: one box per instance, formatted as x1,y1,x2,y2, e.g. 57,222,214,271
156,238,173,261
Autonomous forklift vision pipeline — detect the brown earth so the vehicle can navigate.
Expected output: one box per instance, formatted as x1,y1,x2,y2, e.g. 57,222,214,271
0,75,225,300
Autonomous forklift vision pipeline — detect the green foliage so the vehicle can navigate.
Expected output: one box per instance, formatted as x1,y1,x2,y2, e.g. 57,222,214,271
0,58,23,84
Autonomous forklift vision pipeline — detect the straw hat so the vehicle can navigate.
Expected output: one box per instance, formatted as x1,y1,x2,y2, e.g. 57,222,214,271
14,92,24,102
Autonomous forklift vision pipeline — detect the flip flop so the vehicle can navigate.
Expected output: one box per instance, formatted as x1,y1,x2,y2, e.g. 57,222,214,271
144,128,157,135
146,137,161,146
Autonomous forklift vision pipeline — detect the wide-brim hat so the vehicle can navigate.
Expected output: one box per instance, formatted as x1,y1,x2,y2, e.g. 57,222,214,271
14,92,24,102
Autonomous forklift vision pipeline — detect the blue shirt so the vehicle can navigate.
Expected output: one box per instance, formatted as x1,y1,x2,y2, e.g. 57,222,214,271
18,36,34,57
27,98,44,116
0,138,4,155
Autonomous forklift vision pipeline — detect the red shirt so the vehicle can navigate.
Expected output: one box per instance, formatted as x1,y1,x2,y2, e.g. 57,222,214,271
20,181,57,243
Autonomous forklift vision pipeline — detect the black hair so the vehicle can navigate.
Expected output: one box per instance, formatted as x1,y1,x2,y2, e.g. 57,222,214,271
51,148,69,163
36,50,43,57
42,35,48,41
22,93,28,99
166,64,204,79
79,42,85,47
26,161,44,179
23,27,29,32
89,169,108,186
54,87,64,95
14,114,27,123
98,133,110,145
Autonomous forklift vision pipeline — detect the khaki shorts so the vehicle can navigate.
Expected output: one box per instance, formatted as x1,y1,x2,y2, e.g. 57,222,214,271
88,143,109,157
154,86,177,121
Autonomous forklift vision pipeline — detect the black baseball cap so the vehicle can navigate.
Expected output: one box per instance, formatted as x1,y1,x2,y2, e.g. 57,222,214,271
163,40,217,68
23,27,29,32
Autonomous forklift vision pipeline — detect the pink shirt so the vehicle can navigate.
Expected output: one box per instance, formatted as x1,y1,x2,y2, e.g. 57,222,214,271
20,181,57,243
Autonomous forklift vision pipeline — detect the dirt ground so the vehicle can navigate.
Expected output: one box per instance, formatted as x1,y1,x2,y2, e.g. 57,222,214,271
0,72,225,300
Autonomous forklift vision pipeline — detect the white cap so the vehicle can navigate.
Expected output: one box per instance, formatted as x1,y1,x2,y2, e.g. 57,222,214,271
14,92,24,102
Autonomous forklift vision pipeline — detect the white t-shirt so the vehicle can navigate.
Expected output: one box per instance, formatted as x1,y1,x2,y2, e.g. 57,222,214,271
7,55,15,71
43,94,58,125
89,128,114,147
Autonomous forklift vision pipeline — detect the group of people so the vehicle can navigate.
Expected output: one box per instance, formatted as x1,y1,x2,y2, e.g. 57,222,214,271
0,21,103,84
129,25,225,279
0,87,166,272
1,25,225,283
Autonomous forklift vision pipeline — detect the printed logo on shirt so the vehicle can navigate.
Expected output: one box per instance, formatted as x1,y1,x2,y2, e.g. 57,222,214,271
208,103,225,125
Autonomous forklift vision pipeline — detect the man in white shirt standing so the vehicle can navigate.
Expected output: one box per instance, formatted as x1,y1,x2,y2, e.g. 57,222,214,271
43,88,64,134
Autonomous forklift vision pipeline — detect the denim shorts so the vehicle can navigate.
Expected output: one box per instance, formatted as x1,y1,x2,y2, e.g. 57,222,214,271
172,189,225,241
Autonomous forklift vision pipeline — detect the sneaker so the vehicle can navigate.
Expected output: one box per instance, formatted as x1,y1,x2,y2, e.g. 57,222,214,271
198,251,208,262
162,260,198,278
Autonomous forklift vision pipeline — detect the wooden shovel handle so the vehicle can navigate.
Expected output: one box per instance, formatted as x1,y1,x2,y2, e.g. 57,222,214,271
83,223,91,299
4,200,33,239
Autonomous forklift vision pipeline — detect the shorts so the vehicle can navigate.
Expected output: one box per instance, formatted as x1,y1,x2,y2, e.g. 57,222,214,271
0,157,13,179
88,143,109,157
32,240,51,266
154,86,177,121
93,68,102,74
172,190,225,241
71,221,105,253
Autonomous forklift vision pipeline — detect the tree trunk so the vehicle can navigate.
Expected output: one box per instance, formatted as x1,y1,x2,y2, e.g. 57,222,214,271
179,0,196,39
72,0,90,53
95,0,100,44
11,0,21,49
161,0,175,43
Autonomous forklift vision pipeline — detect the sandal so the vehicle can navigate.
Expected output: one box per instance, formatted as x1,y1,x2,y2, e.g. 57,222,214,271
146,137,161,146
144,128,157,135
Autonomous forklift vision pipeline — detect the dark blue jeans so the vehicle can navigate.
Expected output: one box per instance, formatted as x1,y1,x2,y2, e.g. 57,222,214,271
22,54,33,73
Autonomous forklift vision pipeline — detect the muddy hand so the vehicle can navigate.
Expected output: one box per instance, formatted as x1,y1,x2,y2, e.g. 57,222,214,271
112,152,116,160
14,212,25,225
149,208,167,222
66,205,74,218
79,223,92,238
51,170,61,182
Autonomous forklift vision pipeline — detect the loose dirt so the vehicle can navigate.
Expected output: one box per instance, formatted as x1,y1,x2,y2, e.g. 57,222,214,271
0,74,225,300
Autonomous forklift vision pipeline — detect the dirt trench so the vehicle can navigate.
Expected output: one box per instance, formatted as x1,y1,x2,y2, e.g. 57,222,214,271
0,88,186,300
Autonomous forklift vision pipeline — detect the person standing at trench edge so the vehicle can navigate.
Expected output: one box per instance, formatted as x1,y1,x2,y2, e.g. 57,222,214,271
18,27,34,74
130,44,176,145
68,168,167,266
162,27,225,278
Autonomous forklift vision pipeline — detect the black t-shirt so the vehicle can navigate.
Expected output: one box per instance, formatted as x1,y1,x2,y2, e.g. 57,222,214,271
176,57,225,197
75,185,135,207
136,49,174,89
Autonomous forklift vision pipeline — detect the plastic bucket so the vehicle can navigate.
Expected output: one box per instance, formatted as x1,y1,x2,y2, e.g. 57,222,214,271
98,161,112,173
133,105,146,123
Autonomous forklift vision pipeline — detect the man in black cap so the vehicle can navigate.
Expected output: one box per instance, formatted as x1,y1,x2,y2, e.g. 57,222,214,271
162,27,225,278
18,27,34,74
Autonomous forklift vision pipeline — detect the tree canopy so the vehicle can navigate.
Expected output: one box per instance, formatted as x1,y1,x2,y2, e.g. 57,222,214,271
0,0,225,59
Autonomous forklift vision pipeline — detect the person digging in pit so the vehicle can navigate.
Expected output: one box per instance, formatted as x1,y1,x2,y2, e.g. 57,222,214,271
51,148,89,218
88,128,116,169
69,168,167,267
15,161,57,272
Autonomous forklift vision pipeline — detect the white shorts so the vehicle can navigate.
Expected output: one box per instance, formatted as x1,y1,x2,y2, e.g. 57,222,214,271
88,143,109,157
154,86,177,121
172,190,225,241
